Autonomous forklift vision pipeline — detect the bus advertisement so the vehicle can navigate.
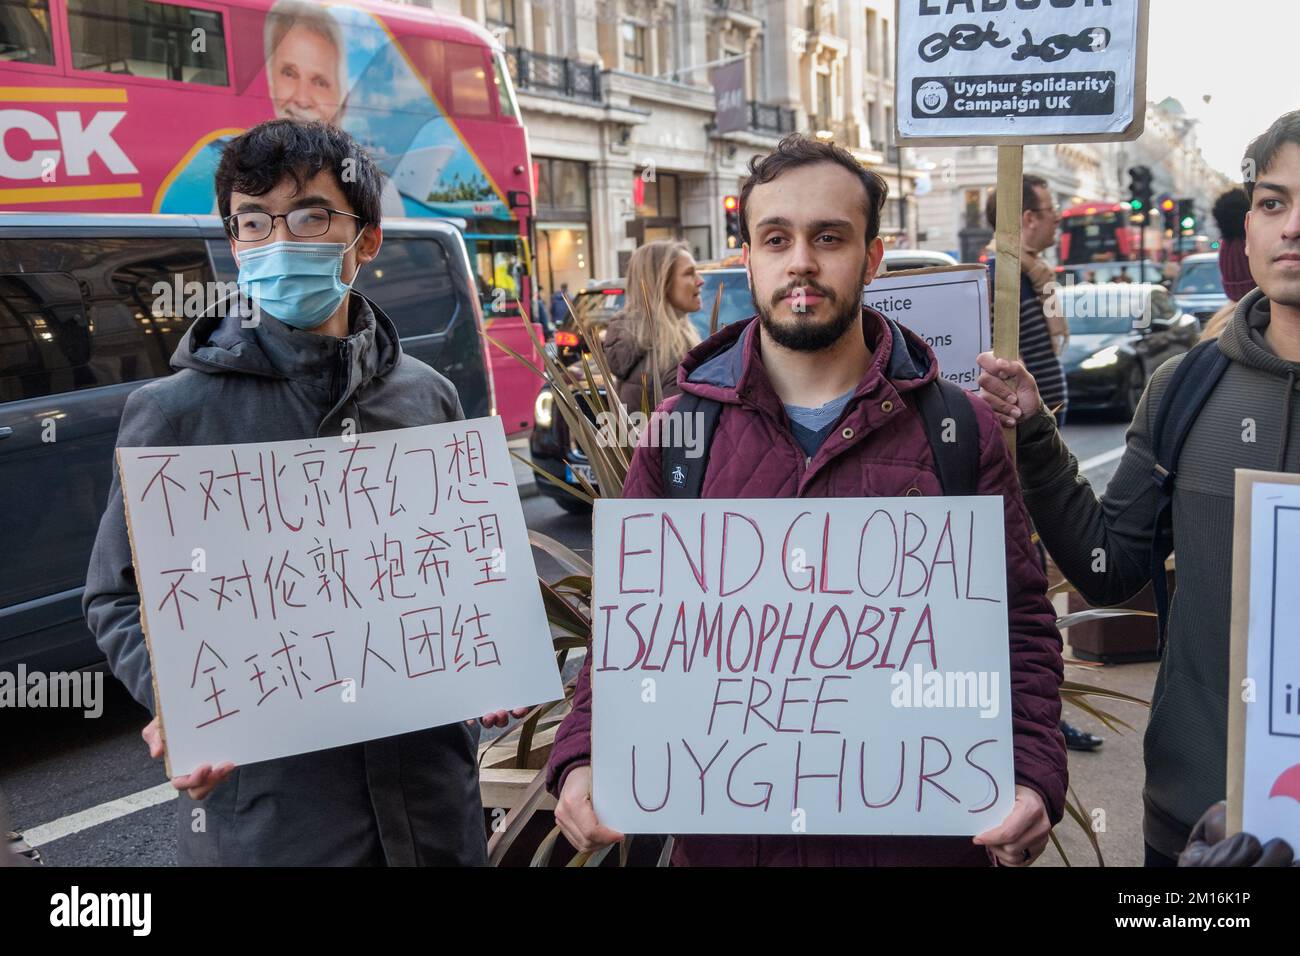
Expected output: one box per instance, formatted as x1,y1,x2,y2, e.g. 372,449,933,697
0,0,543,434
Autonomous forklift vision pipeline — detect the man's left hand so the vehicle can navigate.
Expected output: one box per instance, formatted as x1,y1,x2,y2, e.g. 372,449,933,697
973,785,1051,866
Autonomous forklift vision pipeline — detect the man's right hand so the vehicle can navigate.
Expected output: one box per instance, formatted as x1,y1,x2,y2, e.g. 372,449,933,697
977,352,1043,429
142,717,235,802
555,765,625,853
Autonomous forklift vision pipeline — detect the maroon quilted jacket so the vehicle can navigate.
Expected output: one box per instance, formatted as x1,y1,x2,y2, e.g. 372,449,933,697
546,307,1067,866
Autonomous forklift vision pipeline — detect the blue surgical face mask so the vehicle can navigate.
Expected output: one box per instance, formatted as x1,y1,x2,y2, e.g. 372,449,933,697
235,231,366,330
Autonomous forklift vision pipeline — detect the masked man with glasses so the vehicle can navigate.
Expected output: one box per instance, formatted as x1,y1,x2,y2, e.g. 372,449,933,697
83,119,523,866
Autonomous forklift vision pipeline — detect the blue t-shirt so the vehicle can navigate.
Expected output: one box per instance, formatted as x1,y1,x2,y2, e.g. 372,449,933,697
784,389,854,458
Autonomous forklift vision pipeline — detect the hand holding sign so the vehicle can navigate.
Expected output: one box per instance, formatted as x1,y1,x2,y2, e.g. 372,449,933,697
473,707,530,729
973,784,1050,866
142,716,235,801
556,765,625,854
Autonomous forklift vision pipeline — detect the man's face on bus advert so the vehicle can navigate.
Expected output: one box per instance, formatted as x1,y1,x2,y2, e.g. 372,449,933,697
269,24,342,124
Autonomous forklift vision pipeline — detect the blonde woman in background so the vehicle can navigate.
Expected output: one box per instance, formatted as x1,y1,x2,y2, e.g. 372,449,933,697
603,239,704,413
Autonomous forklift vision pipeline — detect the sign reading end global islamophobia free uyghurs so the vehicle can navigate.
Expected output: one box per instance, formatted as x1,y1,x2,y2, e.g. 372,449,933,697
897,0,1148,144
590,496,1015,836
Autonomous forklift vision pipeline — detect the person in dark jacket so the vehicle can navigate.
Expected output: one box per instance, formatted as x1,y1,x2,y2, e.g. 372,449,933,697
546,133,1067,867
83,119,523,866
602,239,703,414
975,111,1300,866
551,283,570,326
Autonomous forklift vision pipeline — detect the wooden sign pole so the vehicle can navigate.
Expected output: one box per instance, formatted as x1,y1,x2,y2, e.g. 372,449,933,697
993,145,1024,455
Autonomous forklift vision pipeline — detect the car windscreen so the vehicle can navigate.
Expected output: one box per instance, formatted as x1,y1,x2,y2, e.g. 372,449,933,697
1061,288,1150,334
571,288,624,325
689,272,753,337
1069,263,1160,284
1174,261,1224,295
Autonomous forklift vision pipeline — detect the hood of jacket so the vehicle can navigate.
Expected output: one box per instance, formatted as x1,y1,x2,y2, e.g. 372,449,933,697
171,290,401,391
1217,287,1300,469
676,305,938,416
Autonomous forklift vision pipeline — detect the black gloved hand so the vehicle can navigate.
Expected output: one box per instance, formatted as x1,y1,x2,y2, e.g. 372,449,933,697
1178,801,1296,867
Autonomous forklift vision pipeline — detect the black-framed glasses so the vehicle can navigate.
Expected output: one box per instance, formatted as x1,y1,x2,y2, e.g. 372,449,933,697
224,206,363,242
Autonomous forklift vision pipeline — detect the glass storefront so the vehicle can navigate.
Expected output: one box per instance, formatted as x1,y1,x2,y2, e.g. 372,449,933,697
534,157,593,300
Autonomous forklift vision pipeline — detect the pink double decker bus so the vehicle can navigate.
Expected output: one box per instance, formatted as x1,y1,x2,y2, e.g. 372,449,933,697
0,0,543,434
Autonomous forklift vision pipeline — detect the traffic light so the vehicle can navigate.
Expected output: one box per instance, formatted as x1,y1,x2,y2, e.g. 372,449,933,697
1177,198,1196,234
1128,165,1153,221
1160,196,1177,233
723,195,741,249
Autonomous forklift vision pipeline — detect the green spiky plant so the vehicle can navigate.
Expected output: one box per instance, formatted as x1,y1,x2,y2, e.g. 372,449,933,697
482,289,1149,867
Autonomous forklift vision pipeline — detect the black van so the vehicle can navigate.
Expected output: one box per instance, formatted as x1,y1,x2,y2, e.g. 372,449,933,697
0,213,493,674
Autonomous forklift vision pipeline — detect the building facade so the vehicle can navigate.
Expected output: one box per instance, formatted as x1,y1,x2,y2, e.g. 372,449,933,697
914,97,1234,263
406,0,919,294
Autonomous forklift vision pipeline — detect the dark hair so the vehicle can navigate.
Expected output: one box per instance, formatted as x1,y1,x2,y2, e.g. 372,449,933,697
1211,187,1249,241
985,174,1049,229
215,119,384,226
738,133,888,246
1242,111,1300,203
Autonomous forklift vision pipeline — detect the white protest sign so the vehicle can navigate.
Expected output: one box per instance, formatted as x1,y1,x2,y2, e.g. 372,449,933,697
591,496,1015,835
1228,471,1300,845
896,0,1148,144
117,416,561,777
864,265,991,390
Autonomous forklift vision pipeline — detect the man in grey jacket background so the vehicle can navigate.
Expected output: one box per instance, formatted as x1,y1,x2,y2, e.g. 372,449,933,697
976,111,1300,866
83,119,522,865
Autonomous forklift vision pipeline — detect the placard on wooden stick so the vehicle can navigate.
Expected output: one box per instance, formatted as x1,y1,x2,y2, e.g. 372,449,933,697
895,2,1150,449
1228,470,1300,846
894,0,1149,147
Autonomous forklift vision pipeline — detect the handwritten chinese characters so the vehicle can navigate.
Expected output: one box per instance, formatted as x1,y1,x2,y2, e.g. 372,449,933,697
118,418,561,777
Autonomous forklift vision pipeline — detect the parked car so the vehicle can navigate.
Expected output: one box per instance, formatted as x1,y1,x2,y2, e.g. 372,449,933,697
1172,252,1230,326
1055,260,1167,286
1059,283,1199,417
554,279,625,366
882,249,958,272
530,267,751,513
0,213,493,674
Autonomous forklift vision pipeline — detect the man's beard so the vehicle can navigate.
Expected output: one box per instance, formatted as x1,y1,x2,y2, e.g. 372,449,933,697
754,269,866,352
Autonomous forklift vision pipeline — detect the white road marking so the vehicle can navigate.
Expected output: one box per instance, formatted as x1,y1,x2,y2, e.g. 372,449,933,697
20,782,177,848
1079,444,1125,474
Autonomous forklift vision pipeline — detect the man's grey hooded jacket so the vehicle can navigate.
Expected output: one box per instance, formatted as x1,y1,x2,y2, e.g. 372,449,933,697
1015,289,1300,860
83,293,487,866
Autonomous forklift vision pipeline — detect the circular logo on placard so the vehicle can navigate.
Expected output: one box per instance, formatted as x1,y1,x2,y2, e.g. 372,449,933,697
916,81,947,115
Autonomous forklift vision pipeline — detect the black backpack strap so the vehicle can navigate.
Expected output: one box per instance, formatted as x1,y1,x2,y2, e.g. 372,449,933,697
661,393,724,498
916,376,980,496
1148,339,1231,650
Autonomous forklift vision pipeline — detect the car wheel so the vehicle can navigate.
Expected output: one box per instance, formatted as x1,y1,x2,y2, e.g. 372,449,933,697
1118,365,1145,419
